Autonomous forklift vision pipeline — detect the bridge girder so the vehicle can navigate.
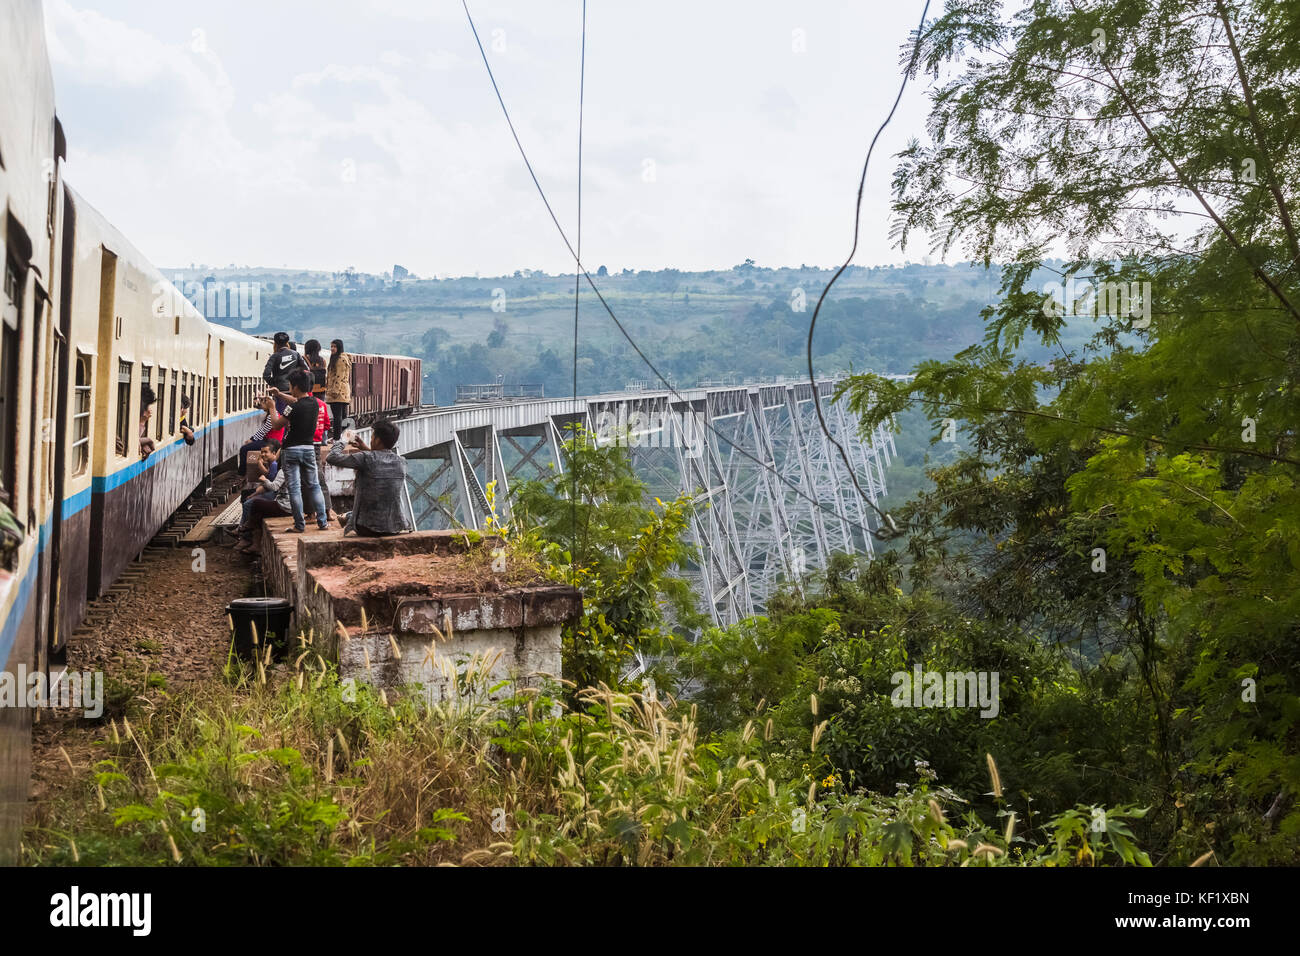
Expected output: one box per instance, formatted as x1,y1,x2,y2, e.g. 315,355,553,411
326,381,893,628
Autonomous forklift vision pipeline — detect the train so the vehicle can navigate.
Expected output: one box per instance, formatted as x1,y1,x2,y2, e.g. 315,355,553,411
347,352,422,422
0,0,419,861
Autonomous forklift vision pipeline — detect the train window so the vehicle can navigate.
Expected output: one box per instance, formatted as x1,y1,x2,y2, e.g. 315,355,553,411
210,377,217,421
114,359,132,457
169,372,177,435
0,256,21,502
140,365,153,442
156,368,166,440
72,352,91,475
226,379,232,415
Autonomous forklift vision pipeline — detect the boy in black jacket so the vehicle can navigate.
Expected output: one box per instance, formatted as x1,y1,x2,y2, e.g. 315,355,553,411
262,331,310,412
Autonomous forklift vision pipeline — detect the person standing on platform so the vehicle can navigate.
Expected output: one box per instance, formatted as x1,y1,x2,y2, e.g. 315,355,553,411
325,339,351,441
266,370,329,533
305,339,328,401
262,331,309,413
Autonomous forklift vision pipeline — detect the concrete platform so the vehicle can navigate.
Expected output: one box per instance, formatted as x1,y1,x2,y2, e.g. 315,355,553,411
257,519,581,703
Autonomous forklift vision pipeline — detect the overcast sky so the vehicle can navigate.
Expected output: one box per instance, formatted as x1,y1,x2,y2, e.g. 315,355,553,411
44,0,936,277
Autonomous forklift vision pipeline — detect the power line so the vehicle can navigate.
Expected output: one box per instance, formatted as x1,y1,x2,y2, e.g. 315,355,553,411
460,0,881,541
571,1,585,556
805,0,932,541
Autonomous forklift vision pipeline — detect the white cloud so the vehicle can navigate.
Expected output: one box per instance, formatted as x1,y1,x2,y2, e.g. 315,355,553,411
44,0,932,275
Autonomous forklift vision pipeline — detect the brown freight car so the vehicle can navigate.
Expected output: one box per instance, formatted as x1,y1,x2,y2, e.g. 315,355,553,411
348,352,422,423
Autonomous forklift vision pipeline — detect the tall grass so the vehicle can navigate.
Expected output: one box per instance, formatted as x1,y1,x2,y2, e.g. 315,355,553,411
25,646,1150,866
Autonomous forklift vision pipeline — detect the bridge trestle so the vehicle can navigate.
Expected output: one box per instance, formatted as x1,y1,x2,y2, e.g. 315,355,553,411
370,380,893,628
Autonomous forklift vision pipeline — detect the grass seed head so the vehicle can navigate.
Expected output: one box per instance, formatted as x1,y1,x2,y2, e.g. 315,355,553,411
986,753,1003,799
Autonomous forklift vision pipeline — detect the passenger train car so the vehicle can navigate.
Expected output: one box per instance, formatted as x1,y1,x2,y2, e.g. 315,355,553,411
0,0,419,860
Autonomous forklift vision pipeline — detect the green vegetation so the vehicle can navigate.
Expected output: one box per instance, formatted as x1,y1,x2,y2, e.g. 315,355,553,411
26,433,1152,867
36,0,1298,866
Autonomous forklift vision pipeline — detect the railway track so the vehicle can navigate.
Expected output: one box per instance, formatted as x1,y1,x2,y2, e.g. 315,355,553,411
69,472,244,639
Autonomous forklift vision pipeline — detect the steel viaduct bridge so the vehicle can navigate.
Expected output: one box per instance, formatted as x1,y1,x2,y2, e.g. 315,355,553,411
329,378,897,628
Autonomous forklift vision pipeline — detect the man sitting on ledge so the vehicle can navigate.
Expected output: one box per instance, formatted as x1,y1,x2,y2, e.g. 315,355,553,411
327,417,411,537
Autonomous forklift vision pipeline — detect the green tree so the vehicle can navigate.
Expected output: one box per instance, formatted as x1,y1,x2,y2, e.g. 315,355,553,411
511,426,701,690
842,0,1300,863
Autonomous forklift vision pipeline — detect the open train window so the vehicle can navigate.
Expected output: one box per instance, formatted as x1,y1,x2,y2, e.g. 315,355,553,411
0,255,22,504
156,368,166,440
210,377,217,421
115,359,132,457
168,372,177,435
72,352,92,475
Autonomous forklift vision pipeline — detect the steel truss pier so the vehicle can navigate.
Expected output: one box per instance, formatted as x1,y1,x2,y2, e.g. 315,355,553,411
330,380,896,627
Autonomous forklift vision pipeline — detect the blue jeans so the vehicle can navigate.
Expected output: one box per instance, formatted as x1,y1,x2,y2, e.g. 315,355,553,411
283,445,327,530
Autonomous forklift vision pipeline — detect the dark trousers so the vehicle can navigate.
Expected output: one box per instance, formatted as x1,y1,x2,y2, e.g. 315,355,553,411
328,402,348,440
243,496,287,536
356,523,400,538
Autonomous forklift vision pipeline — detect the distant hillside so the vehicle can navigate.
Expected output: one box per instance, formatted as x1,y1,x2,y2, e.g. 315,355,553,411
175,259,1096,512
171,260,1086,396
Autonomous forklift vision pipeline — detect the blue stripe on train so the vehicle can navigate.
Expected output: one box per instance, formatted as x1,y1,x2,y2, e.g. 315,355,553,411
0,515,52,673
64,409,264,515
1,407,265,662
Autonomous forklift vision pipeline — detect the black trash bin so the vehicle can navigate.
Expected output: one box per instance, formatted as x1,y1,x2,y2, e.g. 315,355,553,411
227,597,295,659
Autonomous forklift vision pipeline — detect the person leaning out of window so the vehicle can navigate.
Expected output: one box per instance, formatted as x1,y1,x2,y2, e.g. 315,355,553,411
139,385,157,458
